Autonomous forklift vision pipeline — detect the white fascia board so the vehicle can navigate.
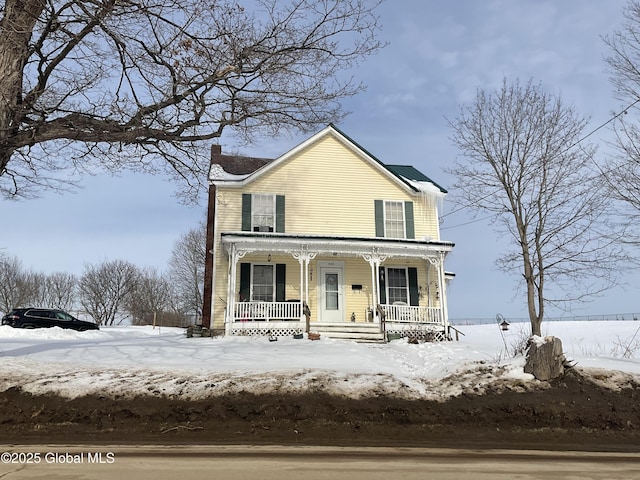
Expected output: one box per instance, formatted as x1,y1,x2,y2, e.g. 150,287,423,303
220,232,454,258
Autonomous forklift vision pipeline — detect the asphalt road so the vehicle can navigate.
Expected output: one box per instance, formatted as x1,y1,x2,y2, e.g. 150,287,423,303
0,445,638,480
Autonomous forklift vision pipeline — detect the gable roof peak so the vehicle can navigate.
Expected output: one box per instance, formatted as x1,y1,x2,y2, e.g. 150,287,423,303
209,125,447,196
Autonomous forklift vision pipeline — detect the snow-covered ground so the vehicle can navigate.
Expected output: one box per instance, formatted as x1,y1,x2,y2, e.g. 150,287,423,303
0,321,638,400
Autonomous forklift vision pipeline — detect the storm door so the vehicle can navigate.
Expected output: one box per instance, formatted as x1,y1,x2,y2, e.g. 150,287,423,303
319,265,344,322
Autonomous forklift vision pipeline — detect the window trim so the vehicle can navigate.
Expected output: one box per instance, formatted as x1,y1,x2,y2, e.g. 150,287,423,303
378,265,420,306
385,266,409,305
242,193,285,233
250,263,275,302
239,262,286,302
251,194,276,232
383,200,406,239
375,200,414,239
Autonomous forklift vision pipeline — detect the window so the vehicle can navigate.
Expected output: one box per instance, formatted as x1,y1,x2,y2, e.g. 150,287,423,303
324,273,339,310
252,264,274,301
378,266,419,306
384,201,405,239
55,311,73,321
242,194,285,233
386,267,408,304
374,200,414,239
252,194,275,232
239,263,286,302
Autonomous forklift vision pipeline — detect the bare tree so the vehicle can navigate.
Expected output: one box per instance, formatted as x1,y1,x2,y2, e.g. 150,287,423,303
127,267,173,325
0,255,42,313
448,78,626,337
26,270,47,306
0,0,384,200
79,259,139,326
169,221,206,321
43,272,78,311
603,0,640,241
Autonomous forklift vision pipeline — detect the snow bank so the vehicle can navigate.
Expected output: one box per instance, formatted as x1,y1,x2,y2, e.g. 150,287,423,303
0,321,638,400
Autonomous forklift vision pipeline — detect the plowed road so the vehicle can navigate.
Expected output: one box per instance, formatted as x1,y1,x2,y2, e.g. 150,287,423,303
0,445,638,479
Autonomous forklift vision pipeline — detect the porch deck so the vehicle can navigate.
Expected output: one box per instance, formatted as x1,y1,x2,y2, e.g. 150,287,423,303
382,303,450,341
228,301,306,336
226,301,450,341
233,301,304,322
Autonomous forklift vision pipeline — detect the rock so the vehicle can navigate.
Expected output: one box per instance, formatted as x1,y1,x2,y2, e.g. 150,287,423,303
524,336,565,381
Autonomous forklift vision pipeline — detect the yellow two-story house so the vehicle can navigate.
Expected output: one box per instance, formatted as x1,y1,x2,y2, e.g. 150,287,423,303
202,125,455,342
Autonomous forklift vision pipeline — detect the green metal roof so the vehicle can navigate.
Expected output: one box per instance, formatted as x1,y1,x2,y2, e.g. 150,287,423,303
384,165,448,194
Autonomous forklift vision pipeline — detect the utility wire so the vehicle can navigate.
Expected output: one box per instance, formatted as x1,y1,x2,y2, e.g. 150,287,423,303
441,214,494,230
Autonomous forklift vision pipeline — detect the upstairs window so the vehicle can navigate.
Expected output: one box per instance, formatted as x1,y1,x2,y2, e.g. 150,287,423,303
252,194,275,232
384,201,405,239
242,194,285,233
374,200,414,239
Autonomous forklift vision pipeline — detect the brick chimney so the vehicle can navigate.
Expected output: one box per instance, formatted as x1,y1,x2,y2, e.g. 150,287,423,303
201,145,221,329
210,144,222,163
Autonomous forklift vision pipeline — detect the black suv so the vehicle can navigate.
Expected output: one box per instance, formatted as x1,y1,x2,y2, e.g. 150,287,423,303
1,308,99,331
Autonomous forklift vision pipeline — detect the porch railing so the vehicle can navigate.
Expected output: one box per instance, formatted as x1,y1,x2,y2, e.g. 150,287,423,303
383,304,444,324
233,301,303,322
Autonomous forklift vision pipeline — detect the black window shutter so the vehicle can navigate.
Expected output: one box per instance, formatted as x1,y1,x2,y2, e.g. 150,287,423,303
378,266,386,304
275,264,286,301
276,195,285,233
408,267,419,306
239,263,251,301
374,200,384,237
404,201,415,239
241,194,252,231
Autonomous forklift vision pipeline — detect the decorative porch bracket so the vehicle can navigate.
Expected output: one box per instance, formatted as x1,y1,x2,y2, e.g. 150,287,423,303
361,248,387,324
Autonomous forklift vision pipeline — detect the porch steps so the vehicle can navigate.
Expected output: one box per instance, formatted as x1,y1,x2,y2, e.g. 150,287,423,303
310,322,385,343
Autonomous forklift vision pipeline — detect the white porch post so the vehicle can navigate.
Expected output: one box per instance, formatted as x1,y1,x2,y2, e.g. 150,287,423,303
435,253,449,326
299,254,304,306
225,244,235,335
292,246,316,319
425,259,432,308
371,264,377,313
226,244,246,335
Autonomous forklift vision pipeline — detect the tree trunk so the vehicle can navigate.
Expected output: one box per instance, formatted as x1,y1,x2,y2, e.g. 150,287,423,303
0,0,46,170
524,260,543,336
524,336,565,380
530,316,542,337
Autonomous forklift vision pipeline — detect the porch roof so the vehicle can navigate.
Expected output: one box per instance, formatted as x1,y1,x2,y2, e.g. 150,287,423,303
220,232,454,258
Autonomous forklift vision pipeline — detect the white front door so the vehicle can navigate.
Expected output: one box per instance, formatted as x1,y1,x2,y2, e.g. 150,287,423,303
319,265,344,323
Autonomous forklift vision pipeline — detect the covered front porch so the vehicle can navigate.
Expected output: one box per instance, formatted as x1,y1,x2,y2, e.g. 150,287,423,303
220,233,454,341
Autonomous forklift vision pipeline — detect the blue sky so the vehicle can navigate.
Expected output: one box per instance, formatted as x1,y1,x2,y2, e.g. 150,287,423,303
2,0,636,320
